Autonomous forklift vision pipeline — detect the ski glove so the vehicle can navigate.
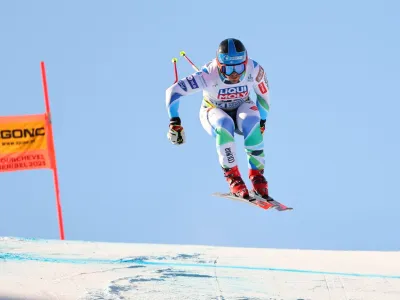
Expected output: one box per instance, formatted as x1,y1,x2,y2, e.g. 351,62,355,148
167,117,185,145
260,119,266,135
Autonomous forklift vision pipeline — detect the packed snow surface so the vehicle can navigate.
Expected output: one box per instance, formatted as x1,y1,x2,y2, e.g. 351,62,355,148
1,237,399,299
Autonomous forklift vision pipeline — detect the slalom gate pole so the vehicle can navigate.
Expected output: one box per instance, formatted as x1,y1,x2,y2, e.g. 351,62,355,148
40,61,65,240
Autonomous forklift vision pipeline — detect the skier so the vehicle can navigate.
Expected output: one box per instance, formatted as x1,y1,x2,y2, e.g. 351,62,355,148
165,38,271,200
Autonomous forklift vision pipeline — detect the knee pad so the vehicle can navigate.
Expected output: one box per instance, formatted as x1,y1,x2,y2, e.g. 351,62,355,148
215,116,235,136
241,115,260,137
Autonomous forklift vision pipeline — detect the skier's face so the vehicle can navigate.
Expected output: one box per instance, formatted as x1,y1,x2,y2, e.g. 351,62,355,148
225,72,241,83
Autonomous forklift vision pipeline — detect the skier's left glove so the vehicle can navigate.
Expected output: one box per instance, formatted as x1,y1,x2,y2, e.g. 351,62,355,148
260,119,266,135
167,117,186,145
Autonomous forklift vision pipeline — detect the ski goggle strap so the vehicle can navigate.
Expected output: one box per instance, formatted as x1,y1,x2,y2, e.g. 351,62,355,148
220,63,246,76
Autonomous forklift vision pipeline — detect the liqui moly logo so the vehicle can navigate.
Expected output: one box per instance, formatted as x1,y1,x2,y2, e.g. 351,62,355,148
218,86,249,100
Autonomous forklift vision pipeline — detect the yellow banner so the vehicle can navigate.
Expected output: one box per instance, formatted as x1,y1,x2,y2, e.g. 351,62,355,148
0,114,51,172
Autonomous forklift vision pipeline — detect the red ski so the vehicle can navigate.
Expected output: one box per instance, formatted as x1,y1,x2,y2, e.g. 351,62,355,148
212,191,293,211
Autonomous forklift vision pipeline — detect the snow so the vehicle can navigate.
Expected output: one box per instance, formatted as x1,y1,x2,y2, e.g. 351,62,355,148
1,237,400,299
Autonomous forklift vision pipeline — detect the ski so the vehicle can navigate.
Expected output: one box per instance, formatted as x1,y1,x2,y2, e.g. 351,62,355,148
266,199,293,211
212,192,293,211
212,192,277,210
249,192,293,211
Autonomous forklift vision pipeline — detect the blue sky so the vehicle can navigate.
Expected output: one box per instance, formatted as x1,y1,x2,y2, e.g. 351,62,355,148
0,0,399,251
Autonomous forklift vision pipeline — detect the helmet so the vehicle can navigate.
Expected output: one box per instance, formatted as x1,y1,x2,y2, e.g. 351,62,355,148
216,38,248,80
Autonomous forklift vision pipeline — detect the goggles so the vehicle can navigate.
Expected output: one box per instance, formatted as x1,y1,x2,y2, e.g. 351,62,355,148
220,62,246,76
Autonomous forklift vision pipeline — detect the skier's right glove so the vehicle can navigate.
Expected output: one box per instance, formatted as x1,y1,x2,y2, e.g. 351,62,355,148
260,119,266,135
167,117,186,145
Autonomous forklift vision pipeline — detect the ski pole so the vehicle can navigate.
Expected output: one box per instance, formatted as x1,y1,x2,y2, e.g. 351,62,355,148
180,51,199,72
171,57,178,83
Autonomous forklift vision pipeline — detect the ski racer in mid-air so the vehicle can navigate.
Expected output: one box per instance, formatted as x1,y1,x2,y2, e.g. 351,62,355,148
165,38,272,200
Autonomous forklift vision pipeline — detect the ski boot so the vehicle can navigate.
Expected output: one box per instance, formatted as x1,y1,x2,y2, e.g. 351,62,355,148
249,169,272,200
223,166,249,199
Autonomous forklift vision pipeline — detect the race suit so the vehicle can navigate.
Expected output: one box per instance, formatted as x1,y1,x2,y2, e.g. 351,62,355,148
165,58,270,171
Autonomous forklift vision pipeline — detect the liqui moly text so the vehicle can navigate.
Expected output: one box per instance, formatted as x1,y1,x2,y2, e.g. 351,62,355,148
218,86,249,100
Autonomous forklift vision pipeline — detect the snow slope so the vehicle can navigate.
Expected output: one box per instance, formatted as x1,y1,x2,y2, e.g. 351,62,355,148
1,237,399,299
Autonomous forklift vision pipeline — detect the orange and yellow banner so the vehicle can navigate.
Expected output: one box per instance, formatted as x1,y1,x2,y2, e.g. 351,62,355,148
0,113,52,172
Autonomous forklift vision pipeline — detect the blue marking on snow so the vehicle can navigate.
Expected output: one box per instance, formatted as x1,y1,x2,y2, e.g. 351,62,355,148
157,268,214,278
2,252,400,279
1,253,113,264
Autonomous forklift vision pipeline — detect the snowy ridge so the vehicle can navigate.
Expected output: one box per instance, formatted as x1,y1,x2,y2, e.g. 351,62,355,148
1,237,400,299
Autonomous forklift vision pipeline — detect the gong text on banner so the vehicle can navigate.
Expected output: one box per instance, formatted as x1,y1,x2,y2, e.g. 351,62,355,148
0,114,52,172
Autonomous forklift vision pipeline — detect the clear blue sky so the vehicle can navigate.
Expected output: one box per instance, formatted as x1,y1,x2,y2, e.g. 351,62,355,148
1,0,399,251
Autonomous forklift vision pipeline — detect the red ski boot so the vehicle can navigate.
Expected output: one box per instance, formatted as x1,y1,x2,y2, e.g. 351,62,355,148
223,166,249,199
249,169,270,199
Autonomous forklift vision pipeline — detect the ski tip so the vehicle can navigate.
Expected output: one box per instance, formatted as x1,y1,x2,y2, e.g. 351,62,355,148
211,192,225,197
171,57,178,63
276,206,294,211
179,51,186,56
